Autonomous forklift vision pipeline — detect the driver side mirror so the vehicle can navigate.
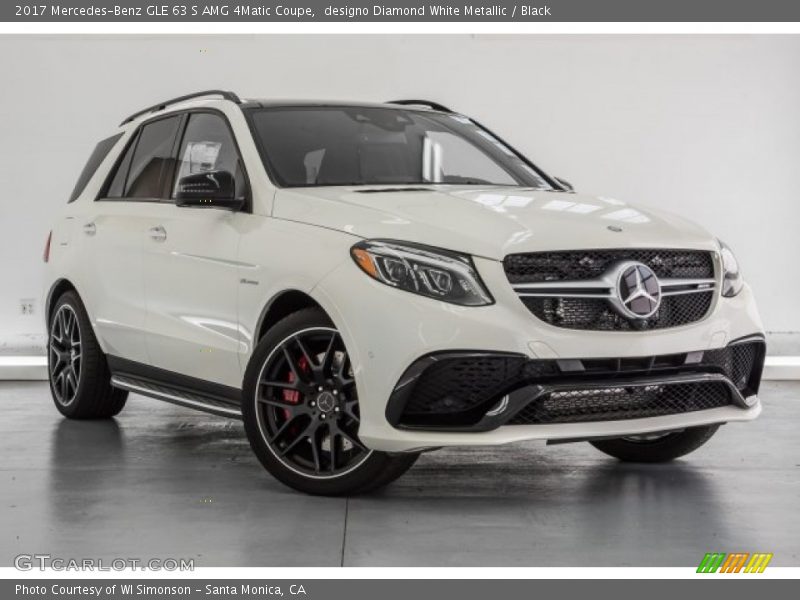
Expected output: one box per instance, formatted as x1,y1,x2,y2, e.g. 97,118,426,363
554,177,574,192
175,170,244,210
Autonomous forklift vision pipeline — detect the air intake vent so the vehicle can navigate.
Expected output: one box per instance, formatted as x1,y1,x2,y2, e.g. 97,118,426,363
508,381,733,425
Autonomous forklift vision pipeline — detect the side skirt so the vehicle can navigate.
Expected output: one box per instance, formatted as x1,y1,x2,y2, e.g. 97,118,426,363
107,356,242,419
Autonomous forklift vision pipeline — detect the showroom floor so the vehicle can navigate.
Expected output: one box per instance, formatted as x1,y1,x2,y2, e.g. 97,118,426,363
1,381,798,568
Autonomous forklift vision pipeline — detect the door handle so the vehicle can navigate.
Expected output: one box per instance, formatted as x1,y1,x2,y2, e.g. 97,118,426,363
148,226,167,242
83,222,96,236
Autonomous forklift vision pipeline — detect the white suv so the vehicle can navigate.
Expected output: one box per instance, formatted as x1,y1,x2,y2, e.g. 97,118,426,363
43,91,766,495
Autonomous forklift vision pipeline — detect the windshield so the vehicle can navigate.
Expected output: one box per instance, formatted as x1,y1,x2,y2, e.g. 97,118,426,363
247,106,555,189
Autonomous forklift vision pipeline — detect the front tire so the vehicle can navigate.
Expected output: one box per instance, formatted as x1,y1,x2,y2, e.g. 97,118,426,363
48,291,127,419
589,425,720,462
242,308,419,496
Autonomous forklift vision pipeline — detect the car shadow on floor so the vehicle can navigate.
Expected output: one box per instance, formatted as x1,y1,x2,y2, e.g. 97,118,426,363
342,446,735,566
40,416,772,567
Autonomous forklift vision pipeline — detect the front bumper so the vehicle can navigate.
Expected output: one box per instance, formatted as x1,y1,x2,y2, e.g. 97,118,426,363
387,336,764,430
369,401,762,452
313,256,765,452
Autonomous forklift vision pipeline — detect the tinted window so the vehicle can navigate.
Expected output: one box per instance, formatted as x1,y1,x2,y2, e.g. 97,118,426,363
69,133,123,202
125,116,182,198
171,113,247,200
248,107,553,189
104,131,138,198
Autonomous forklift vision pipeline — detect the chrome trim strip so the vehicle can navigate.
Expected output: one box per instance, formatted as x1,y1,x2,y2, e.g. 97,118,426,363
169,251,259,270
512,277,716,295
511,275,717,320
516,291,612,298
660,287,716,297
110,376,242,419
660,277,717,288
512,280,615,291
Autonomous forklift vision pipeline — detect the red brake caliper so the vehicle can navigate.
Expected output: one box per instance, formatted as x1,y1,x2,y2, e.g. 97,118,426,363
281,355,309,422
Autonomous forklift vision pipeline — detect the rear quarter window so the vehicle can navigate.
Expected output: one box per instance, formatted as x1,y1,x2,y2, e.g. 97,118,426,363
68,133,124,203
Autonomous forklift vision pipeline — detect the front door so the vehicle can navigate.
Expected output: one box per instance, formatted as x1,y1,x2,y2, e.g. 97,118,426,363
142,111,249,389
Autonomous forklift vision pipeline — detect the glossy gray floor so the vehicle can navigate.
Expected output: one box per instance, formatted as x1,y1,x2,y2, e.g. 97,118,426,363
1,381,798,567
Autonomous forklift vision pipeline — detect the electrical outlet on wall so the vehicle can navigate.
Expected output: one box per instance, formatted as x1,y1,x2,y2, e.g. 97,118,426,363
20,299,35,316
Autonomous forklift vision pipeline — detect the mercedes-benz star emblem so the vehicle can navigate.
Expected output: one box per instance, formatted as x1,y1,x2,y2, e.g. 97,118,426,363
316,391,336,413
616,263,661,319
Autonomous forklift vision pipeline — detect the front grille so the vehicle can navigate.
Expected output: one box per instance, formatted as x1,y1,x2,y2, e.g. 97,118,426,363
521,292,713,331
505,249,716,331
389,339,764,429
504,249,714,283
507,381,732,425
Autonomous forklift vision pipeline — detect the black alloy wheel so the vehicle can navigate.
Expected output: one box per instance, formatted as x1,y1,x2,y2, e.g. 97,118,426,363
47,291,127,419
242,308,420,495
254,326,372,478
49,304,82,406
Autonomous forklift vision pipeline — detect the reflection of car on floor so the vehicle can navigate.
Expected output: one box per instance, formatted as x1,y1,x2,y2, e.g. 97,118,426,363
42,90,766,495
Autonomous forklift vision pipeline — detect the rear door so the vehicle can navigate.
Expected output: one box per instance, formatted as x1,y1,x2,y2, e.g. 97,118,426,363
142,111,249,389
81,115,183,364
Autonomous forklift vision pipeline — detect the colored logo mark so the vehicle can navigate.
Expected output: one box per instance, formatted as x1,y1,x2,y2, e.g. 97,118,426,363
697,552,773,573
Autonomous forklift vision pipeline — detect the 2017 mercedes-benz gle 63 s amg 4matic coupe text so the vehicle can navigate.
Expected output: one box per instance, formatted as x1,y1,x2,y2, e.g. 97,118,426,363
43,91,765,495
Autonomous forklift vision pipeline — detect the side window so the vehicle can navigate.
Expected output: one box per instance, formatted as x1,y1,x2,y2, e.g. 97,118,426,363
103,116,182,200
125,116,182,199
105,131,138,198
171,113,247,200
69,133,123,202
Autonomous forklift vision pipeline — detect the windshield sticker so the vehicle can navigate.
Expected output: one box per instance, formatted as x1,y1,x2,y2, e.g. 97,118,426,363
184,141,222,174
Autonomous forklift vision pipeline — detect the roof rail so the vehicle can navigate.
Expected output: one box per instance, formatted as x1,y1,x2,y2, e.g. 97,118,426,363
120,90,242,126
386,99,453,113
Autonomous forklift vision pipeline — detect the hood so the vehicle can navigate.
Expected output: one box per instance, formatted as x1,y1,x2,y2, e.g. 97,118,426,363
273,185,718,260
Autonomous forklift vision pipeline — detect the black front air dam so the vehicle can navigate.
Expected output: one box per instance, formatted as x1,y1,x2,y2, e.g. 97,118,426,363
385,336,765,432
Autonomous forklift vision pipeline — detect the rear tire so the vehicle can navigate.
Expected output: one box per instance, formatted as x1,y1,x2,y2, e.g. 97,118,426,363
48,291,127,419
589,425,720,462
242,307,419,496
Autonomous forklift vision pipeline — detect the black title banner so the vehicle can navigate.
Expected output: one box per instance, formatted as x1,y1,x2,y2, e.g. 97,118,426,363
4,579,798,600
6,0,800,22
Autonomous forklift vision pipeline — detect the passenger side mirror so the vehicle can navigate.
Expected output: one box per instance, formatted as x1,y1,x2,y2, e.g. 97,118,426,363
554,177,574,192
175,170,244,210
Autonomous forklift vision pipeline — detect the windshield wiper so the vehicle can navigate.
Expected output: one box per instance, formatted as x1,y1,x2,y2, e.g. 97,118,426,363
357,187,432,193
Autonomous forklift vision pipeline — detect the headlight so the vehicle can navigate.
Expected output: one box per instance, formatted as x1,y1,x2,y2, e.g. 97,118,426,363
350,240,494,306
719,239,744,297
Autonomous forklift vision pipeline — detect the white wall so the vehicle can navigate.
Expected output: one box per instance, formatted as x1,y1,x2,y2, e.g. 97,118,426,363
1,34,798,342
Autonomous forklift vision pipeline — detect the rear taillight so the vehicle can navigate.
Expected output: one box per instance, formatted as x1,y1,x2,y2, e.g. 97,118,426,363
43,231,52,263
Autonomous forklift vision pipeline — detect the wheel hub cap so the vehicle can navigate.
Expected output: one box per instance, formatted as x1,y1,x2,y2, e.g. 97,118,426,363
316,391,336,413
